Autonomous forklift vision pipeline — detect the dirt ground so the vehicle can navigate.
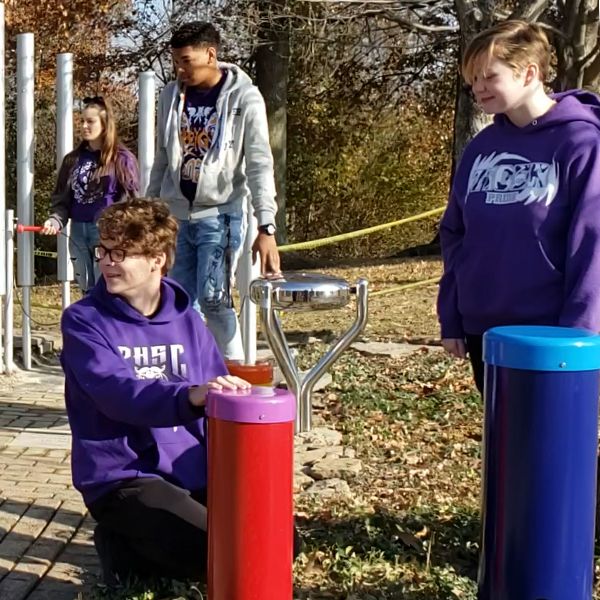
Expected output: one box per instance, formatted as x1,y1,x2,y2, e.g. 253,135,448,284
20,256,443,344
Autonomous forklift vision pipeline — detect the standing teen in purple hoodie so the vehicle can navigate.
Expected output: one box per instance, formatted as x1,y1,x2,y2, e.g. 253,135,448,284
41,97,139,293
60,199,249,585
437,20,600,393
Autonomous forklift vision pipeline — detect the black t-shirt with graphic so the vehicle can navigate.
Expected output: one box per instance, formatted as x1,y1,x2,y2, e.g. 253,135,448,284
69,147,121,223
180,71,226,203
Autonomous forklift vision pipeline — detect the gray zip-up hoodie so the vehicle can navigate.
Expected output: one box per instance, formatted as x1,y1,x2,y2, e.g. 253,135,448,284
146,63,277,226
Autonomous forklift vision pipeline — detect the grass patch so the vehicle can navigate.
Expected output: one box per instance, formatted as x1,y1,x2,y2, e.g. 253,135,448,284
293,347,481,599
88,578,206,599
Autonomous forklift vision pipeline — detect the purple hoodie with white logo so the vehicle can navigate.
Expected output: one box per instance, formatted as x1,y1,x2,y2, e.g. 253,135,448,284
60,276,227,505
438,90,600,338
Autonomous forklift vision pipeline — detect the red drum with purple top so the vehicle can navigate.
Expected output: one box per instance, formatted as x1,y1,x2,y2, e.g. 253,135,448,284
207,386,296,599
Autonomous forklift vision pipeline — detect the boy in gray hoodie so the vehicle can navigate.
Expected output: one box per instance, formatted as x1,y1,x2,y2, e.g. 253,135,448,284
147,21,280,360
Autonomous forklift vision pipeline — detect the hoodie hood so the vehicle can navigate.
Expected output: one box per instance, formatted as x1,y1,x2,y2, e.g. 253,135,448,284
494,89,600,132
90,276,190,325
214,62,253,97
167,63,253,124
172,63,253,98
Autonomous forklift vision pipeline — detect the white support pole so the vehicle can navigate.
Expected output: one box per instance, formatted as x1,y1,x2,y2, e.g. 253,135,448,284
4,209,13,373
16,33,34,370
0,4,5,373
56,53,73,310
138,71,155,195
239,198,260,364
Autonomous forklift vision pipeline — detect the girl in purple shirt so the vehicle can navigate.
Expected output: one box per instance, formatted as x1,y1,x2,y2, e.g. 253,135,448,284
42,97,139,293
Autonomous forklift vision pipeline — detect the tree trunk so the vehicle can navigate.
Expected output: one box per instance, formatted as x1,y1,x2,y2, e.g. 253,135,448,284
553,0,600,90
451,0,494,166
255,1,290,243
452,75,491,168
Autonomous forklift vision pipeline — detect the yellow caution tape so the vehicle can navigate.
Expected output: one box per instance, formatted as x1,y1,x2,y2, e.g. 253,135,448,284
370,277,440,298
278,206,445,253
31,302,62,311
27,278,441,312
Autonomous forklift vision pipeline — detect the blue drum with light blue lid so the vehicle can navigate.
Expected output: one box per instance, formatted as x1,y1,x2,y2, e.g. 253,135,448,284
479,325,600,600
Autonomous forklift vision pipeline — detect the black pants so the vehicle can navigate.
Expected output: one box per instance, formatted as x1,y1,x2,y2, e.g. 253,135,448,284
89,477,208,582
465,333,484,396
89,477,302,583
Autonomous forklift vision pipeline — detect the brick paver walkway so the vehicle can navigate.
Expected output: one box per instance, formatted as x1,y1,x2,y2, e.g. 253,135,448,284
0,364,99,600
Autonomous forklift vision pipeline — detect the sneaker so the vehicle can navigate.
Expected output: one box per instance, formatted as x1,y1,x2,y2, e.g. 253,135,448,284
93,525,122,589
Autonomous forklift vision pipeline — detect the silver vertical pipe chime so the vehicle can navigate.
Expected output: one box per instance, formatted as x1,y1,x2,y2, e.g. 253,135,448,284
138,71,155,195
4,209,13,373
56,53,74,311
239,202,260,365
16,33,35,371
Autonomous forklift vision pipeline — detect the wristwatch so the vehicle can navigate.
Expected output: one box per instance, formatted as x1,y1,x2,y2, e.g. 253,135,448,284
258,224,276,235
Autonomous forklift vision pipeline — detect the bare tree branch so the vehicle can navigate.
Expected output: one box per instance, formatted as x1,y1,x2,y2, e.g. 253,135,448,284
295,0,443,4
509,0,551,20
580,35,600,70
382,10,459,31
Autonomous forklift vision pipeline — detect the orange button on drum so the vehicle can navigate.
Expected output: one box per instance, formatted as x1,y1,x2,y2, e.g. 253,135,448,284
226,360,274,386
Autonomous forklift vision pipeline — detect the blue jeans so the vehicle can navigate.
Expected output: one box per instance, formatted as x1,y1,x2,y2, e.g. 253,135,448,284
69,221,100,293
170,213,245,360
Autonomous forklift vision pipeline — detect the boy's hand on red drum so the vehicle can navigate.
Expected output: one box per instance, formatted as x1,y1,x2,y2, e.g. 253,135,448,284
188,376,251,408
442,338,467,359
208,375,251,391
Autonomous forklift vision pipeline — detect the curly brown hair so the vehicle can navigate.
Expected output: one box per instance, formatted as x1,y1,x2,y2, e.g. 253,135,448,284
97,199,179,272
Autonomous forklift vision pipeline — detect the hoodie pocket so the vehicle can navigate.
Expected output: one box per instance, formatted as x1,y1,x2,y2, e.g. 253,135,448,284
456,234,564,329
217,168,233,193
194,164,233,204
72,437,142,489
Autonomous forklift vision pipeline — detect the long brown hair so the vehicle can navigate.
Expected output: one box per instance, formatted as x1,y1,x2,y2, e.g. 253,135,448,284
81,98,132,190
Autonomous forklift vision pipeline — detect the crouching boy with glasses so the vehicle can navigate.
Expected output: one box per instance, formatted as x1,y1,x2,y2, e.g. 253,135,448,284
60,198,250,586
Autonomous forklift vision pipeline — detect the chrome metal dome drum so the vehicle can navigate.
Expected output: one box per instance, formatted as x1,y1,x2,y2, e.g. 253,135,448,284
249,272,369,432
249,273,351,312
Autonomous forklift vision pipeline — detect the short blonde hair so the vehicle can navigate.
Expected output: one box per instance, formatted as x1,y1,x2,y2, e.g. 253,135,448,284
97,199,179,273
462,20,551,86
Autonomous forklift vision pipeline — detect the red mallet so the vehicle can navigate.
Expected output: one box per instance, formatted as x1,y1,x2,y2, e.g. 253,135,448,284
16,225,44,233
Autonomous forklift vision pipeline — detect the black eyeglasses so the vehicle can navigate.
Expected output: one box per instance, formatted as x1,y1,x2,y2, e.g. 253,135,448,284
83,95,106,107
94,244,127,263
